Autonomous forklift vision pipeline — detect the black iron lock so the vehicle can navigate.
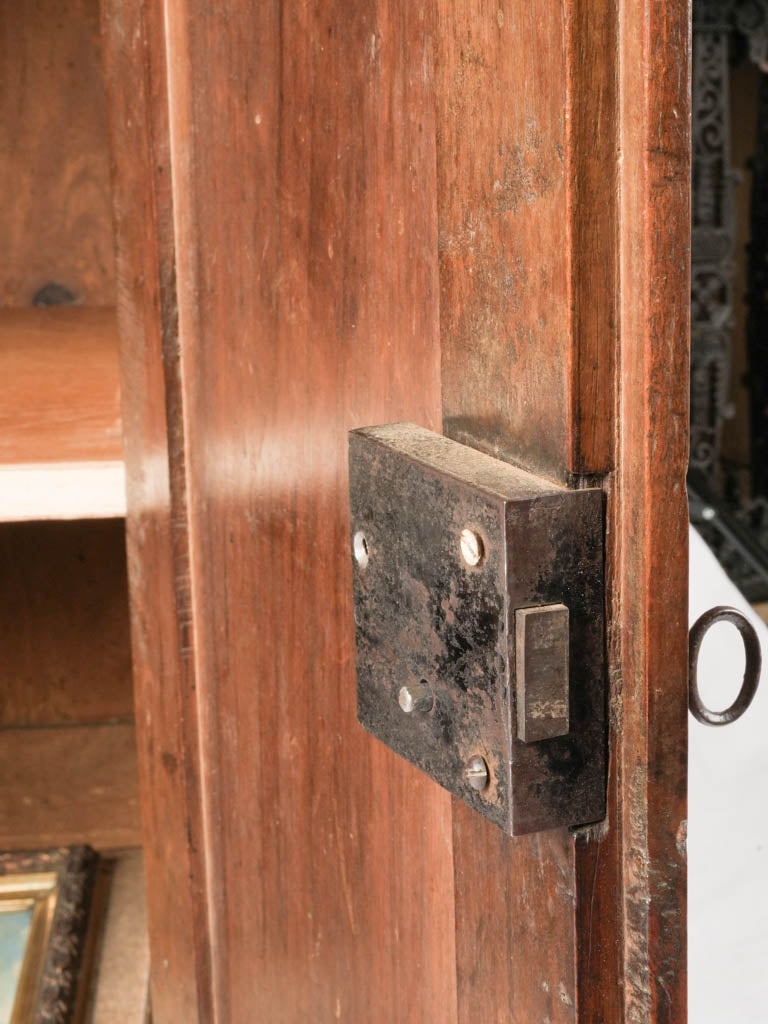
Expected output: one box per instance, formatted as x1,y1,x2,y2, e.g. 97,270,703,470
347,423,606,836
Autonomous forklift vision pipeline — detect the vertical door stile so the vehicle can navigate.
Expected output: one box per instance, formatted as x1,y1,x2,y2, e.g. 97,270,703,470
102,0,691,1018
434,1,690,1021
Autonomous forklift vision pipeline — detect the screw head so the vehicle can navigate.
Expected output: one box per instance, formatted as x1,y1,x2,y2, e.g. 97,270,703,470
460,528,484,567
465,755,489,791
398,682,434,713
353,530,370,567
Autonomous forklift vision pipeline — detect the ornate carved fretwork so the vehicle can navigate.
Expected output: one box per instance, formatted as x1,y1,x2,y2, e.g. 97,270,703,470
736,0,768,69
746,71,768,497
691,1,737,484
691,0,768,597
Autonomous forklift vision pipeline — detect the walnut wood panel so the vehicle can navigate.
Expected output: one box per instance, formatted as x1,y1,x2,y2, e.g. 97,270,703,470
603,2,690,1019
437,1,568,481
437,0,616,484
575,4,690,1020
435,7,580,1016
0,0,115,307
0,724,141,850
0,520,133,727
103,1,456,1021
105,0,689,1020
101,3,212,1020
0,308,122,464
436,1,689,1021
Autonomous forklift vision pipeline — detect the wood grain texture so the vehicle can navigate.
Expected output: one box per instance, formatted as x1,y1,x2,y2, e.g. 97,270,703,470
0,308,122,464
434,4,581,1018
437,0,571,482
453,807,577,1022
101,2,213,1020
0,520,133,727
105,0,689,1018
576,2,690,1020
603,1,690,1019
0,0,115,307
0,724,141,850
0,0,115,306
103,1,456,1021
566,0,619,475
437,0,617,486
436,0,689,1021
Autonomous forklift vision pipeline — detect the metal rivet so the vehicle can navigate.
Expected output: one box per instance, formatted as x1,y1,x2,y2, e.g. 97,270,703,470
465,755,489,791
398,682,434,713
460,528,484,567
353,530,369,567
701,506,716,522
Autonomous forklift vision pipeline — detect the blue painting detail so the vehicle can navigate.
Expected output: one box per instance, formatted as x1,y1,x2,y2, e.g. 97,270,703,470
0,907,33,1024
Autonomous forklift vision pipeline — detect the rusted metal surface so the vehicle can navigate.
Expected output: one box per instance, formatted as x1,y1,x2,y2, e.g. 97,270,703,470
515,604,570,743
348,423,606,835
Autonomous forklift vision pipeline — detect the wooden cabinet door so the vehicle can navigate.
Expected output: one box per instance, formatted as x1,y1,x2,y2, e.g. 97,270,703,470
102,0,689,1020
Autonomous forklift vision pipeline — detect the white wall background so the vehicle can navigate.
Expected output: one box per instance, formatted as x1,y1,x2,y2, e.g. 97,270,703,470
689,526,768,1021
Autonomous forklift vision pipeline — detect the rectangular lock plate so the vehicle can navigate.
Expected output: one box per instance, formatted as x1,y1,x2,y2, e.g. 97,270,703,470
348,423,606,836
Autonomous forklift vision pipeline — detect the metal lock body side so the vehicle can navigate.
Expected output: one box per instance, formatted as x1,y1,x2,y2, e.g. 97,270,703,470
348,423,606,836
505,488,605,833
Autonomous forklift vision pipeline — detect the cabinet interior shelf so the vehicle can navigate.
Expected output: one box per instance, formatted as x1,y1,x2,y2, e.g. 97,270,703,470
0,306,125,521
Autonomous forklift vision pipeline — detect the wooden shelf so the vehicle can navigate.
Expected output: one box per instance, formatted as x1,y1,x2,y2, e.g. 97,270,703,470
0,307,125,520
0,723,141,851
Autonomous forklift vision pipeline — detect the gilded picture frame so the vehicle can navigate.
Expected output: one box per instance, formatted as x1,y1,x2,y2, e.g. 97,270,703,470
0,847,98,1024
